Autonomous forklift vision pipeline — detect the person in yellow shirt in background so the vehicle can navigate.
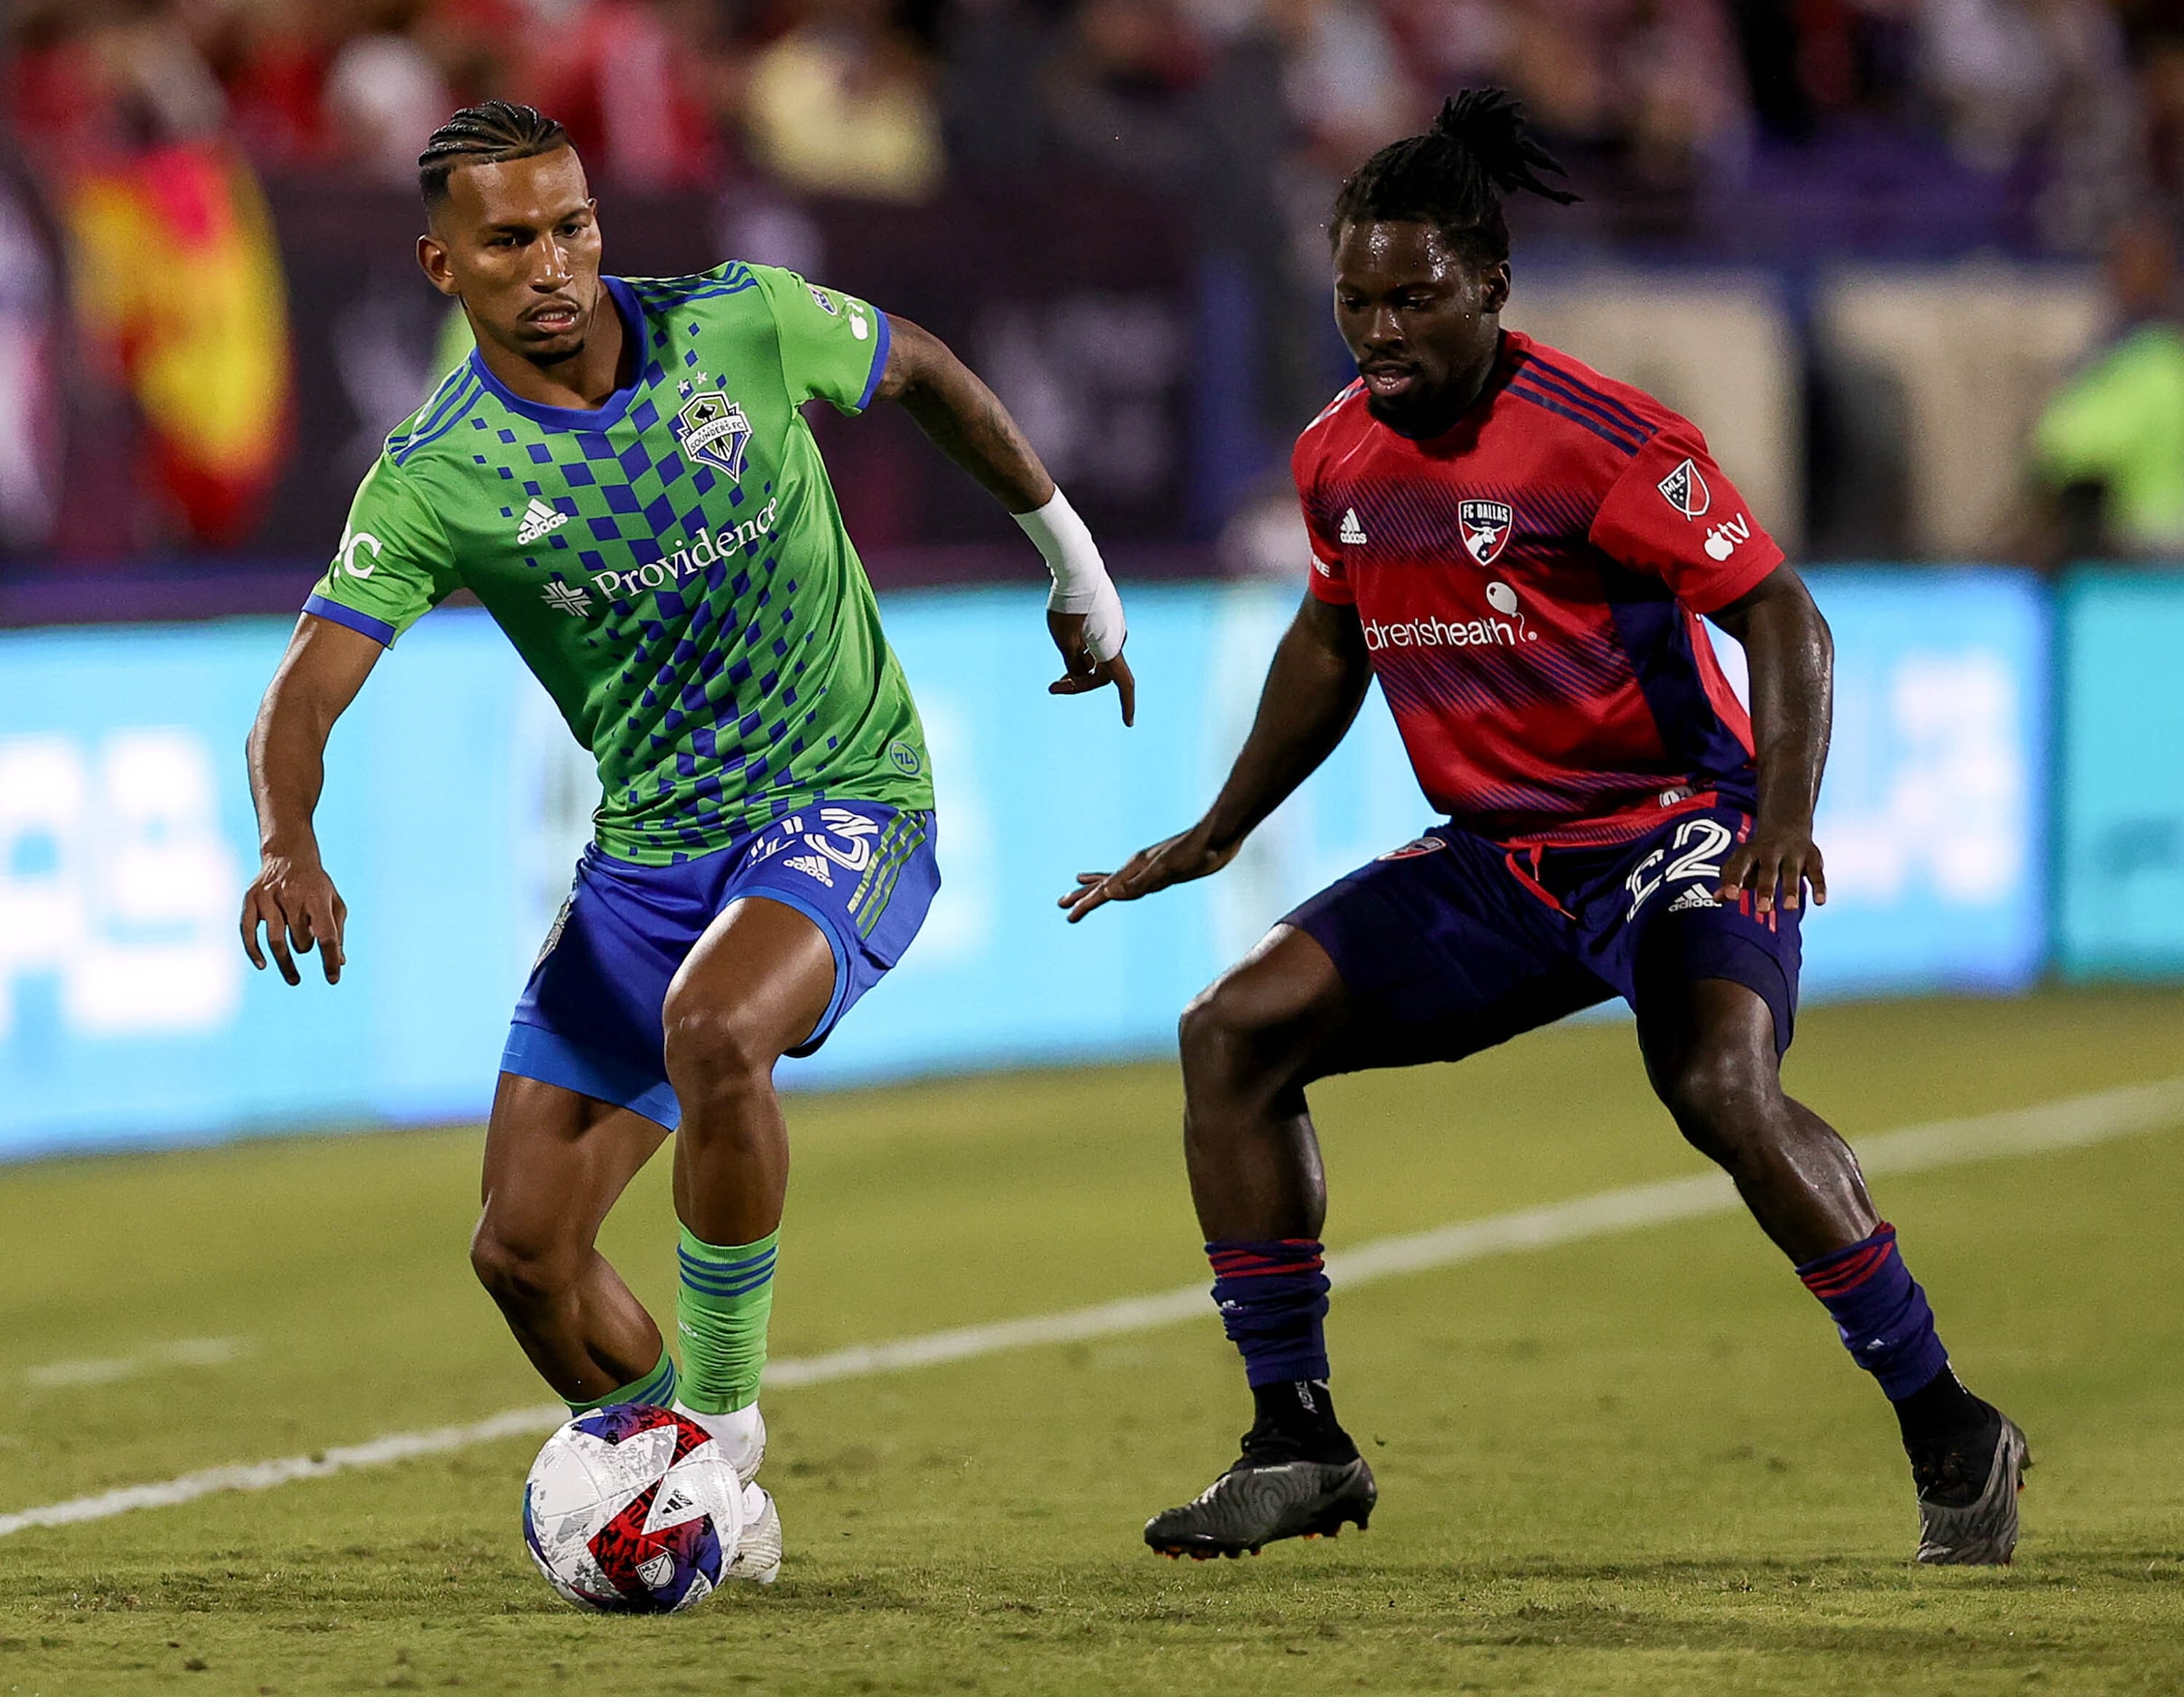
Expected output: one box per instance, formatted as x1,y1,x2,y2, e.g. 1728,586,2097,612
2033,217,2184,564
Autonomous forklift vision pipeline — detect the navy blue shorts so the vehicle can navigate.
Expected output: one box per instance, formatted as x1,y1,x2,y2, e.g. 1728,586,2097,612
1287,804,1800,1069
501,802,940,1129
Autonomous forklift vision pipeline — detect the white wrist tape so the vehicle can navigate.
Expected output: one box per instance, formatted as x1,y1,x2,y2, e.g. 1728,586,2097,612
1014,488,1126,662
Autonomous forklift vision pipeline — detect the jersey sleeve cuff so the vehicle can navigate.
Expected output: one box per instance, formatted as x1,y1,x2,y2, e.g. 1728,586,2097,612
1306,558,1354,605
1682,542,1785,615
854,309,893,413
304,594,397,646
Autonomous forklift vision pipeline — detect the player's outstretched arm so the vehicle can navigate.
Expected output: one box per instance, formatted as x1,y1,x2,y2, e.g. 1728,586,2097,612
240,614,384,985
1706,562,1832,915
873,314,1135,725
1061,593,1371,922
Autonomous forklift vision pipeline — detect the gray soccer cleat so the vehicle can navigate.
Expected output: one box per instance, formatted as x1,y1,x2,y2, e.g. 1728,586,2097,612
1913,1409,2030,1565
1145,1453,1377,1560
724,1485,782,1585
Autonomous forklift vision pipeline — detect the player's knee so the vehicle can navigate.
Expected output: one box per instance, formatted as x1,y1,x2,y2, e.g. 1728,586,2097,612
1657,1045,1776,1165
469,1218,582,1309
661,996,779,1106
1178,978,1261,1081
1180,968,1326,1101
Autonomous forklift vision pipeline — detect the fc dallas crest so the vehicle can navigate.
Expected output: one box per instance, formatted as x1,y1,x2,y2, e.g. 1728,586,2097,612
1458,500,1514,566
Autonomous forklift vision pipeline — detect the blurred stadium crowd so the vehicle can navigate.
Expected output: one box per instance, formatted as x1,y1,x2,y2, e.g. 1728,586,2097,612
5,0,2184,574
10,0,2181,226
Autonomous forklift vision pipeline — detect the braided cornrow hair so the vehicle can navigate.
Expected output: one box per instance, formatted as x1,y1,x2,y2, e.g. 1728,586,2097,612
1331,89,1579,267
418,101,571,208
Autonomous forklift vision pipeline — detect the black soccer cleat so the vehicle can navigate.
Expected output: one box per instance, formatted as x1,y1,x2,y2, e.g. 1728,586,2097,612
1144,1434,1377,1560
1908,1401,2030,1565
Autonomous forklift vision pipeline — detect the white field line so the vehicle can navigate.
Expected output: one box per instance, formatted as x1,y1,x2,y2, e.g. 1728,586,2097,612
3,1074,2179,1541
26,1336,251,1391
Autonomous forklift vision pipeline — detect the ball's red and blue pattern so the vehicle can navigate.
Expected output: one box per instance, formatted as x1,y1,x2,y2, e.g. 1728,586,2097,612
522,1402,743,1613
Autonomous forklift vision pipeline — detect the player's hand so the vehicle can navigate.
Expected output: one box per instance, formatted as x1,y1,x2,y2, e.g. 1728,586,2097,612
240,846,349,986
1717,820,1826,917
1061,823,1239,923
1045,608,1136,727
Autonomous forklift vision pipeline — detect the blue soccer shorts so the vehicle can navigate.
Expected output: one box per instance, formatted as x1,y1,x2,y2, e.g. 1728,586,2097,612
501,802,940,1129
1287,803,1801,1069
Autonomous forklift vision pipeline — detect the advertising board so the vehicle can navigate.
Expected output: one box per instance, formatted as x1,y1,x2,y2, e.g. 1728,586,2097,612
0,572,2051,1155
2057,570,2184,978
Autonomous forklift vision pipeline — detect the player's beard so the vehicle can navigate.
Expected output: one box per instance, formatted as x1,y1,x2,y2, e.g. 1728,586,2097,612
1364,381,1449,436
521,328,587,369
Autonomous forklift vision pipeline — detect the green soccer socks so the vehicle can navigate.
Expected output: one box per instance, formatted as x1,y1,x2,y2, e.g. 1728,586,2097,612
675,1226,777,1415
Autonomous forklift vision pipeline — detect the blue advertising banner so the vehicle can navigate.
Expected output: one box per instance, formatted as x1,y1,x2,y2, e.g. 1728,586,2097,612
795,586,1426,1085
0,618,555,1153
2057,569,2184,978
0,570,2050,1157
825,569,2051,1087
1784,569,2048,997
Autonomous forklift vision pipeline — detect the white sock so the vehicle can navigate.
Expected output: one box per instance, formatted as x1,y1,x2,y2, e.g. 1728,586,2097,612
672,1399,764,1466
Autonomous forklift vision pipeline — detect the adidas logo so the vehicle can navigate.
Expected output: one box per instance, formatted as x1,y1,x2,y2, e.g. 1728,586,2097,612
784,852,835,887
1338,508,1368,546
517,498,569,546
1666,884,1719,914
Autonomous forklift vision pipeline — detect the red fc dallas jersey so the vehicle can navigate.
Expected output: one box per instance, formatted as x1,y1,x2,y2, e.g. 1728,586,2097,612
1297,329,1782,848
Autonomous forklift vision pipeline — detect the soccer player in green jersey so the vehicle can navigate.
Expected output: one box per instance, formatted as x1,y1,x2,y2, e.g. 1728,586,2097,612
239,101,1134,1583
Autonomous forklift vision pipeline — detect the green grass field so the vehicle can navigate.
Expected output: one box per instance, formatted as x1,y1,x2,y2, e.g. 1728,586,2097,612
3,987,2183,1695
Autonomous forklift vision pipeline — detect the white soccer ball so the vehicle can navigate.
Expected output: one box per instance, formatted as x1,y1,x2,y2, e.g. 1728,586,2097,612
522,1403,745,1613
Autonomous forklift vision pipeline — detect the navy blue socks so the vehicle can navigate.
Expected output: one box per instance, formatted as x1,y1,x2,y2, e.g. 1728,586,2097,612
1797,1220,1982,1439
1207,1239,1332,1385
1206,1239,1355,1461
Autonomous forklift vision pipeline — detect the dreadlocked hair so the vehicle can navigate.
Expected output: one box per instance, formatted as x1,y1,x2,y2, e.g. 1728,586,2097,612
418,101,571,207
1330,89,1578,266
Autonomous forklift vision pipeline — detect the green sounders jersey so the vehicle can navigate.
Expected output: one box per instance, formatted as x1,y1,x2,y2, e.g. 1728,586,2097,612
306,263,933,865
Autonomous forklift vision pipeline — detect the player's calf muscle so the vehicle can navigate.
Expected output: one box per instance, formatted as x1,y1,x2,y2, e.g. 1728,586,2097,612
1185,1106,1326,1242
1645,1035,1879,1260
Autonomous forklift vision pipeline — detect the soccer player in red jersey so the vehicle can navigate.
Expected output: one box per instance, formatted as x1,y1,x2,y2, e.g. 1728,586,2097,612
1063,91,2029,1565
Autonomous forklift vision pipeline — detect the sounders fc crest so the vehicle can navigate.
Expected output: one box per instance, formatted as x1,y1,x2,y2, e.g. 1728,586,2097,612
1458,500,1514,566
675,390,753,482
